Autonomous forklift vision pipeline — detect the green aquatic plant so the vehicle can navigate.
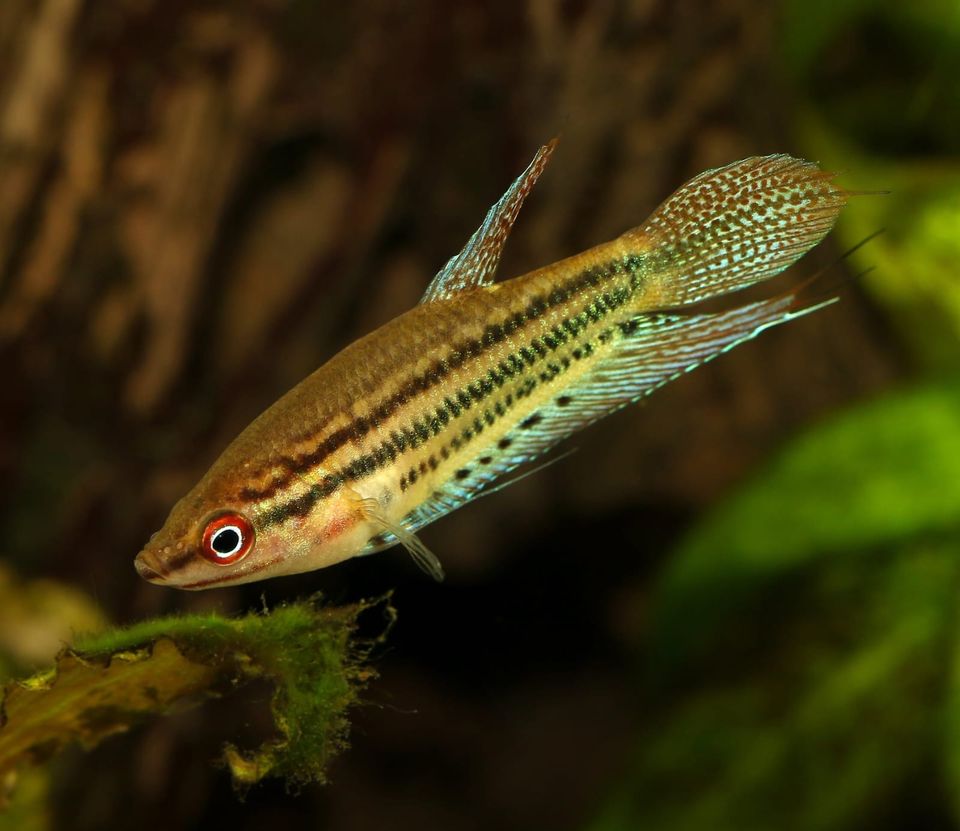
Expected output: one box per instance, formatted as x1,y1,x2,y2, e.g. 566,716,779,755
783,0,960,371
589,380,960,830
0,595,386,802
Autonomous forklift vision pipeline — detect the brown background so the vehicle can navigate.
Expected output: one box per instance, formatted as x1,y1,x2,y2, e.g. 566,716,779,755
0,1,905,828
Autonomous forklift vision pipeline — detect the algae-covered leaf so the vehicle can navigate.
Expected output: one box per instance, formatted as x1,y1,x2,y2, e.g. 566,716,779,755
0,596,383,798
0,638,216,777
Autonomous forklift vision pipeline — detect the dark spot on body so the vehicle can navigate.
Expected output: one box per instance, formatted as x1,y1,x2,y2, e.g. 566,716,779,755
520,413,543,429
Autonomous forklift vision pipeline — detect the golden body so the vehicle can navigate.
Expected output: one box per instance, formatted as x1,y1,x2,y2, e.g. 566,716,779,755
135,144,846,589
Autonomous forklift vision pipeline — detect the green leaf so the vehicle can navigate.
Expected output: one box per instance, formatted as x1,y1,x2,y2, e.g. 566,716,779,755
591,542,955,831
781,0,960,370
589,380,960,830
650,382,960,665
780,0,876,81
799,129,960,371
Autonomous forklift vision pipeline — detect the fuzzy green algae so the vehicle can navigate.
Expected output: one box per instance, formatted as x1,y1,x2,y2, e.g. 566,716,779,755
0,596,385,801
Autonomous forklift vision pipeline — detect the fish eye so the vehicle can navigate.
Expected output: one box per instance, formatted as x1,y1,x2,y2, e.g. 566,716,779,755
201,512,254,565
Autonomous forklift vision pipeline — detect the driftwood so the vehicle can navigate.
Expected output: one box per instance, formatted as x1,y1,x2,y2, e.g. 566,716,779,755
0,2,903,826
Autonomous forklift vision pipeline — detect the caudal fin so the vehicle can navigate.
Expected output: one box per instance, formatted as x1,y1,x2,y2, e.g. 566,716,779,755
627,155,848,306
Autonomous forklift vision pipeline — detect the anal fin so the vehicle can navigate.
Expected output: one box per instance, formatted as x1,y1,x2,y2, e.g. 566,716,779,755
399,286,834,538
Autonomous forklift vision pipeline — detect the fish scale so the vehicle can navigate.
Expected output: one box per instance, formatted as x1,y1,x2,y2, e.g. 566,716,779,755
135,142,849,589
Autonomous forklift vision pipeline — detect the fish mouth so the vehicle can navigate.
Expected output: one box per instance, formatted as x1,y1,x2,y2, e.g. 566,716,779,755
134,550,167,584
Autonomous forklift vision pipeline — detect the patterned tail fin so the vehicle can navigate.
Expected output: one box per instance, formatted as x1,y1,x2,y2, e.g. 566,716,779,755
626,155,847,306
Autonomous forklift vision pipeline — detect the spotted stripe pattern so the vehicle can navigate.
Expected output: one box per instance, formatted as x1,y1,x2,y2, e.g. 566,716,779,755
253,252,648,527
138,151,848,588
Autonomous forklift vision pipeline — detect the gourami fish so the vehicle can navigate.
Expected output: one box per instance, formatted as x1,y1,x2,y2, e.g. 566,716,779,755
135,141,848,589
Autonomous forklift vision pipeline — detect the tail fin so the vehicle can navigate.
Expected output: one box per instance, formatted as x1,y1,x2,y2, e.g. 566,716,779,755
626,155,848,306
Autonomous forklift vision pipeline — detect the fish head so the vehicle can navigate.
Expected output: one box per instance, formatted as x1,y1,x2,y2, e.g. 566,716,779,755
135,459,368,590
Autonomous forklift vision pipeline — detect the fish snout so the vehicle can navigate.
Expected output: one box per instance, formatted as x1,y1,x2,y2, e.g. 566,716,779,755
134,549,166,583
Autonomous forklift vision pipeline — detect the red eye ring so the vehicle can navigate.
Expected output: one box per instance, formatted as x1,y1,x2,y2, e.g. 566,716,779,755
201,512,255,565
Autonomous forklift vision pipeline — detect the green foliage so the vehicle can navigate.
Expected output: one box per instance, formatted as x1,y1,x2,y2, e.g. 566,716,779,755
804,135,960,371
590,380,960,830
0,596,383,801
652,381,960,664
781,0,960,82
0,768,50,831
781,0,960,371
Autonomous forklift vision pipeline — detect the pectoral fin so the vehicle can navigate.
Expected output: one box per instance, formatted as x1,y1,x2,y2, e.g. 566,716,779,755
357,498,445,582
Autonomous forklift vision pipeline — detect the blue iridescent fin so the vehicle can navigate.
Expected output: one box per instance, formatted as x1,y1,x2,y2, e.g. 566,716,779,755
395,289,835,535
628,155,848,305
420,140,557,304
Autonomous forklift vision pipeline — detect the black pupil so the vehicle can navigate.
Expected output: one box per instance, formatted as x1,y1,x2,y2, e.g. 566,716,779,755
212,527,241,554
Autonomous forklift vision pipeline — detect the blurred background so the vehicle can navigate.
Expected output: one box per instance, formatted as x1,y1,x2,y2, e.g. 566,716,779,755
1,0,959,828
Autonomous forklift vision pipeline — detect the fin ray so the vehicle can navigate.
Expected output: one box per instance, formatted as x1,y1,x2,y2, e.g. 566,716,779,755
627,154,848,306
420,140,557,304
401,288,832,529
357,497,445,581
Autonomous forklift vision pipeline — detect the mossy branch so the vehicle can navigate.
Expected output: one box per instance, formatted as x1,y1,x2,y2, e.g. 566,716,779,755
0,595,390,800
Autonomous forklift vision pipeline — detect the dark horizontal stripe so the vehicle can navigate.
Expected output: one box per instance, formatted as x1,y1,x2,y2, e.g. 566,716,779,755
178,553,283,587
161,548,195,573
259,267,642,529
241,253,644,505
260,472,345,527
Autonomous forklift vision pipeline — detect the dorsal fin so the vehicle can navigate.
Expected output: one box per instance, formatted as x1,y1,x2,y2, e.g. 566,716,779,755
420,139,557,304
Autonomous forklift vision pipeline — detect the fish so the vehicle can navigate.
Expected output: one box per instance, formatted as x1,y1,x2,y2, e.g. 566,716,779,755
135,140,849,589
